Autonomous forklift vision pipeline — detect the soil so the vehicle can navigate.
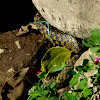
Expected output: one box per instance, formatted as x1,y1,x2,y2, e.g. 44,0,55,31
0,29,48,100
0,1,55,99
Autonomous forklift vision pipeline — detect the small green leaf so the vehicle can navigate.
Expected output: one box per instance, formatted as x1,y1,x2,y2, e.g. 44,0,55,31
45,62,67,80
89,54,94,63
98,68,100,74
64,92,76,100
87,96,91,100
41,47,71,72
88,64,94,70
90,28,100,45
82,59,89,66
38,72,46,79
35,82,41,86
91,28,100,36
96,36,100,45
49,62,67,73
76,66,83,72
75,95,80,100
27,96,35,100
72,90,78,96
97,74,100,84
91,35,97,44
30,85,37,92
49,96,58,100
29,91,41,98
90,47,100,53
42,90,49,96
83,88,92,98
98,62,100,68
40,84,45,90
69,73,80,86
82,40,92,47
67,70,76,75
37,97,48,100
49,82,57,89
38,87,42,93
96,52,100,57
29,91,39,95
95,72,100,77
91,31,100,45
87,38,95,46
78,78,87,90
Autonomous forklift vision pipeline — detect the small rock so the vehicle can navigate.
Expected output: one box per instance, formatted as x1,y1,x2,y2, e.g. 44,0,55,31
16,25,29,36
15,40,21,49
7,67,15,78
0,49,5,54
27,54,30,56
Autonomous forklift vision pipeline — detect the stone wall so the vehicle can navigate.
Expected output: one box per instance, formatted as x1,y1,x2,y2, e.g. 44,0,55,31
32,0,100,39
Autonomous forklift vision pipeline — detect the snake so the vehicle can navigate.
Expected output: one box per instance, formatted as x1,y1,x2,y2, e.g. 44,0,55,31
34,13,80,88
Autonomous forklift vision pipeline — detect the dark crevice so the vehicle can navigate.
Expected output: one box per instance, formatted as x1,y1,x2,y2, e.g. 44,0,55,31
0,0,38,32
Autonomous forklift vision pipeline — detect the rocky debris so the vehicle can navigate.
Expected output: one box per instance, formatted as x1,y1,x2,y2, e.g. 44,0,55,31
32,0,100,39
16,24,38,36
74,48,97,87
57,86,73,97
74,48,98,99
0,49,5,54
75,48,96,66
2,67,37,100
15,40,21,49
0,29,46,99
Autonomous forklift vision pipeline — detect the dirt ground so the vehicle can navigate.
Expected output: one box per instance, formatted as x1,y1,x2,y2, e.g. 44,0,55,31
0,0,51,99
0,29,48,100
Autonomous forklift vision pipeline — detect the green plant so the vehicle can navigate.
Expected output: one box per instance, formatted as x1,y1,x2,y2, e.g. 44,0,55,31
28,28,100,100
27,47,71,100
27,62,68,100
64,59,94,100
27,82,60,100
27,71,62,100
64,28,100,100
82,28,100,57
64,56,100,100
